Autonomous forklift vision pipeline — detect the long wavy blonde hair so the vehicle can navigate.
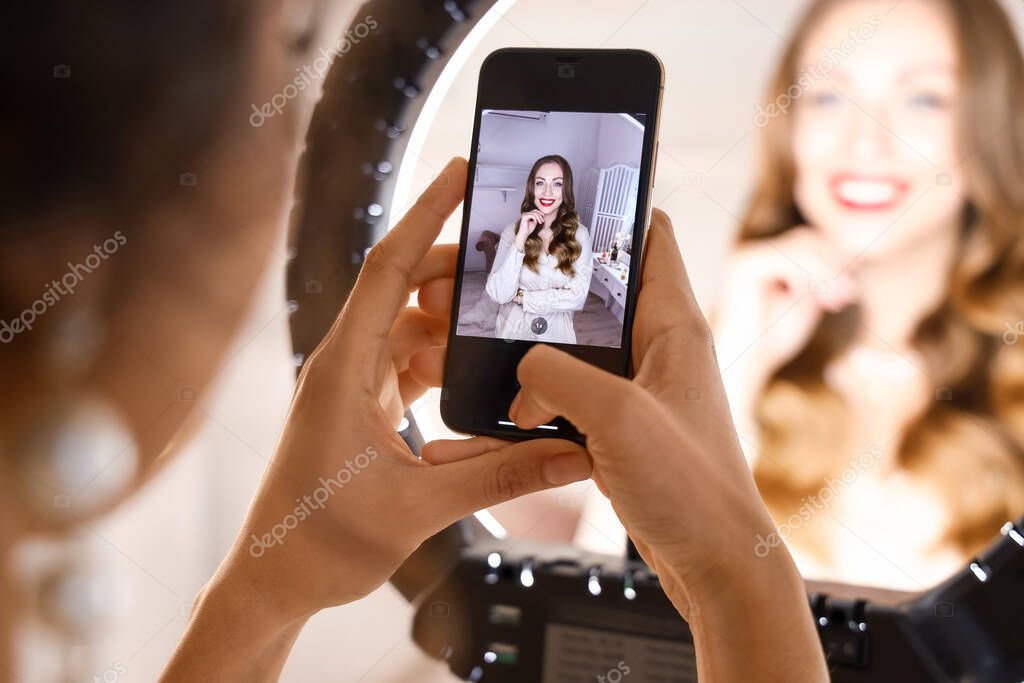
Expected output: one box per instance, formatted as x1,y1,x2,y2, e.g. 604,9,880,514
743,0,1024,558
516,155,582,276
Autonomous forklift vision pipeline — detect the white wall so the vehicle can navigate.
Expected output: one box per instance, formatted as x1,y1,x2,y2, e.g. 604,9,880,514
596,114,645,169
466,111,644,272
466,111,602,271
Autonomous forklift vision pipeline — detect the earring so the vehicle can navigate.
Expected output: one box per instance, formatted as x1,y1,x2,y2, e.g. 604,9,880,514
12,309,136,515
12,394,138,516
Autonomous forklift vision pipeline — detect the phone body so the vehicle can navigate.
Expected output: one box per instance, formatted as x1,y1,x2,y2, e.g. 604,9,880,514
442,48,664,443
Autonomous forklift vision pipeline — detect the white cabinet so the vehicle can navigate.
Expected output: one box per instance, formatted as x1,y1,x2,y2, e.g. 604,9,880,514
588,257,628,324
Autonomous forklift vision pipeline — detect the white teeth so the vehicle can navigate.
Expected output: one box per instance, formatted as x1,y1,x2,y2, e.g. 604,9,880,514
837,180,898,205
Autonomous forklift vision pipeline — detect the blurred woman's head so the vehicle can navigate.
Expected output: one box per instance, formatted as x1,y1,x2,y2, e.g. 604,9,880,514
518,154,582,276
791,0,964,260
743,0,1024,555
0,0,313,526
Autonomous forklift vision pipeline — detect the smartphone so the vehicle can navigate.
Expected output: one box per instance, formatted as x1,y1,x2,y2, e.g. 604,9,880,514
442,48,663,443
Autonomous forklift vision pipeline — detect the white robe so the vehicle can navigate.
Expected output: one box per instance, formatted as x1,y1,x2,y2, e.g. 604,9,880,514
484,223,593,344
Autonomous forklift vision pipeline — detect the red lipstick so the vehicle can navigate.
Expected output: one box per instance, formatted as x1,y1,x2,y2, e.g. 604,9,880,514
829,173,910,211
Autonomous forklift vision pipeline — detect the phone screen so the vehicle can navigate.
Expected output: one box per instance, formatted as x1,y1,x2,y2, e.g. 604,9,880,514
443,49,662,443
455,109,646,350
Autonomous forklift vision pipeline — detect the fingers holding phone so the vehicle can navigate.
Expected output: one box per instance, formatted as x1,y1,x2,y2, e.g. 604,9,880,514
427,209,828,681
207,158,600,629
520,213,828,681
441,213,773,600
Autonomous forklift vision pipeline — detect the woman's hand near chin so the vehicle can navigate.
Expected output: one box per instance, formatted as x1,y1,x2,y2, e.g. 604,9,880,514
160,158,593,682
712,227,858,462
425,210,829,683
714,227,858,381
515,210,545,251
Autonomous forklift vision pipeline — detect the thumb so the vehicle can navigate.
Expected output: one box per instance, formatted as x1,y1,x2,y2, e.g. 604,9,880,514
513,344,639,438
418,439,592,527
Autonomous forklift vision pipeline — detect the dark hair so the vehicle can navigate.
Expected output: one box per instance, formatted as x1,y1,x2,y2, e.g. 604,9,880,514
0,1,258,226
517,154,582,276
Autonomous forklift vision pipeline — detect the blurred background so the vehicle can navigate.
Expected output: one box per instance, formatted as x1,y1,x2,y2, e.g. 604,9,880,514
16,1,1024,681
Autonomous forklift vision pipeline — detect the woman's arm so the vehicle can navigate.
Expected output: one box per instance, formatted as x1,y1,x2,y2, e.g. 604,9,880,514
427,210,828,682
484,226,525,304
162,567,307,681
520,227,594,315
677,550,825,682
160,159,593,681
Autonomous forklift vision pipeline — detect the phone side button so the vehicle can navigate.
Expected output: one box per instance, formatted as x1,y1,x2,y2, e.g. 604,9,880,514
652,140,659,188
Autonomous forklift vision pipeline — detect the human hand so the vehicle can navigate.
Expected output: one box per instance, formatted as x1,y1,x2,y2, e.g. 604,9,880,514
236,157,592,610
423,210,827,682
713,227,857,388
174,159,594,666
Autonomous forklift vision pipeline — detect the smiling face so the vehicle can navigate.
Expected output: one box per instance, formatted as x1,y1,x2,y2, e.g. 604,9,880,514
791,0,966,262
531,161,565,217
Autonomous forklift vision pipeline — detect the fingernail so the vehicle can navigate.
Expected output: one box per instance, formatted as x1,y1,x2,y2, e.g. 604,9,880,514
509,392,522,421
543,452,592,486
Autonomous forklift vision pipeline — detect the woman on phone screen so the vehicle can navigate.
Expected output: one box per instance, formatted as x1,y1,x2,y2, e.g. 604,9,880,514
485,154,594,344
